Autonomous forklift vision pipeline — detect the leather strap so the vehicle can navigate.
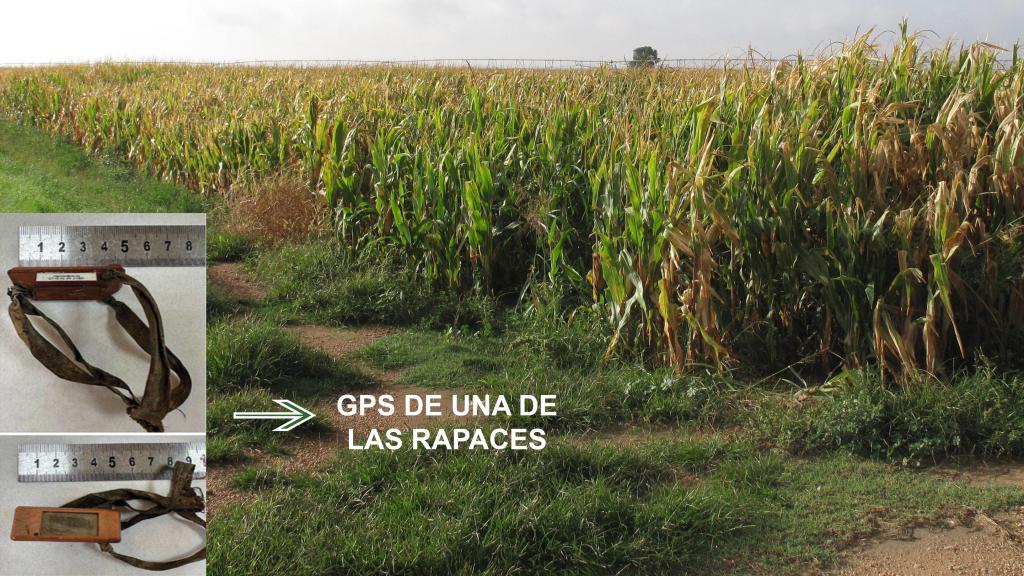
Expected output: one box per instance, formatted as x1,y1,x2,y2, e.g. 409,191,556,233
7,269,191,432
61,462,206,571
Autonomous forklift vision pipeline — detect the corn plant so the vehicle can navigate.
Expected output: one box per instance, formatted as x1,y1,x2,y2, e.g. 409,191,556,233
1,28,1021,380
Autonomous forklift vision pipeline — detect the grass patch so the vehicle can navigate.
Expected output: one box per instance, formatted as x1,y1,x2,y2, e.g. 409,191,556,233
359,329,755,433
232,465,298,491
502,288,615,370
207,317,370,462
209,439,1023,575
766,366,1024,463
210,438,771,575
208,386,332,464
249,243,495,329
207,388,286,463
208,317,368,396
207,229,254,262
360,331,504,377
0,118,203,212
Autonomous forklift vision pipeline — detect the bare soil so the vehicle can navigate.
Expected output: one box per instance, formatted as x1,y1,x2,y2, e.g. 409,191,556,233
835,507,1024,575
208,262,267,301
287,323,474,441
206,461,257,517
832,463,1024,575
285,324,398,367
930,461,1024,489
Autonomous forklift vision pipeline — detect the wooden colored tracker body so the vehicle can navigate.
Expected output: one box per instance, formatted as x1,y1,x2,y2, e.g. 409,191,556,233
10,506,121,543
7,265,125,301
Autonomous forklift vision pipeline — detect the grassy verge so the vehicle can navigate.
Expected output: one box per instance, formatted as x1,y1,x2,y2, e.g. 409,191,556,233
0,118,204,212
205,240,1024,569
358,330,752,433
358,328,1024,462
246,243,496,329
209,437,1022,575
210,437,771,575
765,365,1024,464
208,236,1024,574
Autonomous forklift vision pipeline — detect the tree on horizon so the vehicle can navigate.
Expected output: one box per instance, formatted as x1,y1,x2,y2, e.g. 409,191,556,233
630,46,660,68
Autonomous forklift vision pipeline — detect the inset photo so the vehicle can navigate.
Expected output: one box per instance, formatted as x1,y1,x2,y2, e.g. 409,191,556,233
0,435,206,575
0,213,205,433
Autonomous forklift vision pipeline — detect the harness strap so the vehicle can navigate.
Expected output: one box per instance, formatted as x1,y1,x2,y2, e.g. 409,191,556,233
61,461,206,571
7,269,191,432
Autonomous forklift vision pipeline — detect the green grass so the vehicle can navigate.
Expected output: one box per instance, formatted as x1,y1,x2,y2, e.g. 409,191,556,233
207,229,254,262
209,437,769,575
208,317,368,396
207,317,372,462
359,330,751,433
765,365,1024,464
248,243,496,330
209,438,1023,575
208,388,287,463
0,118,203,212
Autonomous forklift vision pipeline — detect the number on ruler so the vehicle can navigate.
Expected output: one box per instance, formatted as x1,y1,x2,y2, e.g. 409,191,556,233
19,226,205,267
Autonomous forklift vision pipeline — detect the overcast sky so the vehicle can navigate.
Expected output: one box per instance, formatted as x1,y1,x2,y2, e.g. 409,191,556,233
1,1,1019,64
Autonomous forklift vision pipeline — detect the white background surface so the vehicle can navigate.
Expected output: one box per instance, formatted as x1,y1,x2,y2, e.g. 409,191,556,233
0,435,206,576
0,214,206,433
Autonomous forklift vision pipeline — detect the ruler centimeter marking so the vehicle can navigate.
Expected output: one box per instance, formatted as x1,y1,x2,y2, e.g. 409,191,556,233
18,225,206,267
18,443,206,482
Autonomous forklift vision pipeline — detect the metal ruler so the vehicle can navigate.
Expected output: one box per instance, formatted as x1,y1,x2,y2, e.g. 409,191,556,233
18,225,206,267
18,442,206,482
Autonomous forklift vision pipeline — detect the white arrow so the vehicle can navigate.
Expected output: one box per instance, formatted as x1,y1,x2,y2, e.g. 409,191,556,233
233,399,315,432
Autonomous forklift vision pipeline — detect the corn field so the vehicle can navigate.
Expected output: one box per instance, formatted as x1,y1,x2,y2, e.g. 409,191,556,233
2,28,1022,379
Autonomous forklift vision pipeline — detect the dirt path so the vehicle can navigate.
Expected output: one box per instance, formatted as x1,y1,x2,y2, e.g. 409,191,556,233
833,463,1024,575
208,262,267,301
286,324,397,364
206,264,470,517
206,322,412,516
930,462,1024,489
285,323,470,426
835,507,1024,575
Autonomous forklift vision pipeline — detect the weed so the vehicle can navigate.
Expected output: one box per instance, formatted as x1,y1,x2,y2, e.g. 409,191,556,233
767,365,1024,462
